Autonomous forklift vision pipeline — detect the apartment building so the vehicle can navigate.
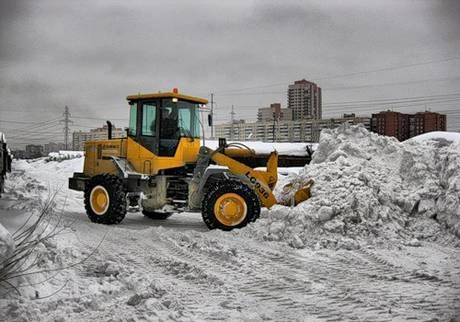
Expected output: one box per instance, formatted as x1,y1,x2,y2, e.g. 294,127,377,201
257,103,293,122
371,111,446,141
215,116,371,143
287,79,322,120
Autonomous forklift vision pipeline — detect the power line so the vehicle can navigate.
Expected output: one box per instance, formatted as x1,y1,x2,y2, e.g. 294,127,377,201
324,76,460,91
323,93,460,106
72,123,99,129
216,79,460,97
7,127,63,139
0,119,53,125
72,116,128,121
214,56,460,94
5,119,61,133
6,124,62,138
317,56,460,81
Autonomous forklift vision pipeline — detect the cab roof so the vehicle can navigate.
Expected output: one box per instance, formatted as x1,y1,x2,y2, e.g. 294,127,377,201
126,91,208,104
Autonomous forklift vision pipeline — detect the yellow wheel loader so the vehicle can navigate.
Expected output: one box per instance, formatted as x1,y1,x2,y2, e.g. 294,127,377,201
69,89,313,230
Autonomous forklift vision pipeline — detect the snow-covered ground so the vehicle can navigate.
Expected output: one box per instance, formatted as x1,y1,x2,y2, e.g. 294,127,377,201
1,126,459,321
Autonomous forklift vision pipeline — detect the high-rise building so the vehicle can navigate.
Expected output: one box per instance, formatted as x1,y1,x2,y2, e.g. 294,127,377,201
287,79,322,120
371,111,446,141
257,103,293,122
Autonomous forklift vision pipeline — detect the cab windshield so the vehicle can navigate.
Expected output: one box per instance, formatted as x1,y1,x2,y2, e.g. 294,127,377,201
162,99,201,138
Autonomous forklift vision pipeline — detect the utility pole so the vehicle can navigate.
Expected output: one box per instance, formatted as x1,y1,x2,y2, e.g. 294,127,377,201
210,93,214,139
62,106,73,150
230,105,235,141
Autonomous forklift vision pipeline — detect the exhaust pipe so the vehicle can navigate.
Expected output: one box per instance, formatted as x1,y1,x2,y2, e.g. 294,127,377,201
107,121,112,140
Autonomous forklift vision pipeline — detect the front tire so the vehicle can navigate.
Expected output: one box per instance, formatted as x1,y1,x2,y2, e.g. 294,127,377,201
202,180,260,230
84,174,127,224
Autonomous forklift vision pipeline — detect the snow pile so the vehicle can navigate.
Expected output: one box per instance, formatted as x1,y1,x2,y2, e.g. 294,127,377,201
408,131,460,144
6,158,84,213
250,124,460,249
46,151,83,162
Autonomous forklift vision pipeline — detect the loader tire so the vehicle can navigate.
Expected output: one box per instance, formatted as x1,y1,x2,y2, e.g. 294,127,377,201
84,174,127,224
202,180,260,231
142,210,172,220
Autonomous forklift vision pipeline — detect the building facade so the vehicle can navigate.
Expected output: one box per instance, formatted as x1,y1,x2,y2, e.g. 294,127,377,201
409,112,447,137
287,79,322,120
371,111,410,141
72,124,126,151
25,144,44,159
371,111,446,141
215,116,370,143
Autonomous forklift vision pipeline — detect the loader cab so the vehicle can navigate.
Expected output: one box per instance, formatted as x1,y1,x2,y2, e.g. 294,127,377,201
126,90,208,157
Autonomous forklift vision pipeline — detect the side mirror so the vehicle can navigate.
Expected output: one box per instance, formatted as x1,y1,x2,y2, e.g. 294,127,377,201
208,114,213,127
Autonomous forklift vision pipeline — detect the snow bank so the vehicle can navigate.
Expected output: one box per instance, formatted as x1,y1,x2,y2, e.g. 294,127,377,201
408,131,460,144
46,151,83,162
7,157,84,213
248,124,460,249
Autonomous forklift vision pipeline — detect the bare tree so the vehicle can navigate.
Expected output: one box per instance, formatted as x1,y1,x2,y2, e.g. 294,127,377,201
0,191,105,298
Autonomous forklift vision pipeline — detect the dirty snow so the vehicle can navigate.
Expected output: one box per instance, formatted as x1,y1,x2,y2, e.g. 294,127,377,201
46,151,84,162
249,125,460,250
0,126,459,321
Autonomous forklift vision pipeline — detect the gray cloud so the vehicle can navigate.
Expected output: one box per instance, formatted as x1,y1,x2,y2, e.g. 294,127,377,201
1,0,460,148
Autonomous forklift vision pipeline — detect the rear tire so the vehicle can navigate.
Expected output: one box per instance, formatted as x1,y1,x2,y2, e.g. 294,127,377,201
84,174,127,224
142,210,172,220
202,180,260,230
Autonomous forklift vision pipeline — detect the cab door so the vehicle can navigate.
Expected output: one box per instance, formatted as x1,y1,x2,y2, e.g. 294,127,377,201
137,100,160,155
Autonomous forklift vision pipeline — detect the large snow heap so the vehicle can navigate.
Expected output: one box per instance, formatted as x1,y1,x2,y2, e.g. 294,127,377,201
251,124,460,249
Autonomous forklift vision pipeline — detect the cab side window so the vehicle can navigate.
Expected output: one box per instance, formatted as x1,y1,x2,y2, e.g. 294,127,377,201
128,103,137,136
142,103,156,136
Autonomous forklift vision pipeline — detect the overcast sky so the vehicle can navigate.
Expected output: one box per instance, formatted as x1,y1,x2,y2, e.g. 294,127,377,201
1,0,459,148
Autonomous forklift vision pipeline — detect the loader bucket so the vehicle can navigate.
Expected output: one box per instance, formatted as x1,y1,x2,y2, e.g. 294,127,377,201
279,178,314,206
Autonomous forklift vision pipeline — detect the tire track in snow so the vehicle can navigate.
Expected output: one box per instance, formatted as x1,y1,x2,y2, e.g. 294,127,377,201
156,234,383,321
157,230,460,321
6,218,460,322
234,243,458,321
154,234,321,320
357,247,459,286
93,229,244,320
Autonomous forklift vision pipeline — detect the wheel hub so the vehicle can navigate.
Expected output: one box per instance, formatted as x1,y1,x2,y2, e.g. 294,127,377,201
90,185,110,215
214,193,247,226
